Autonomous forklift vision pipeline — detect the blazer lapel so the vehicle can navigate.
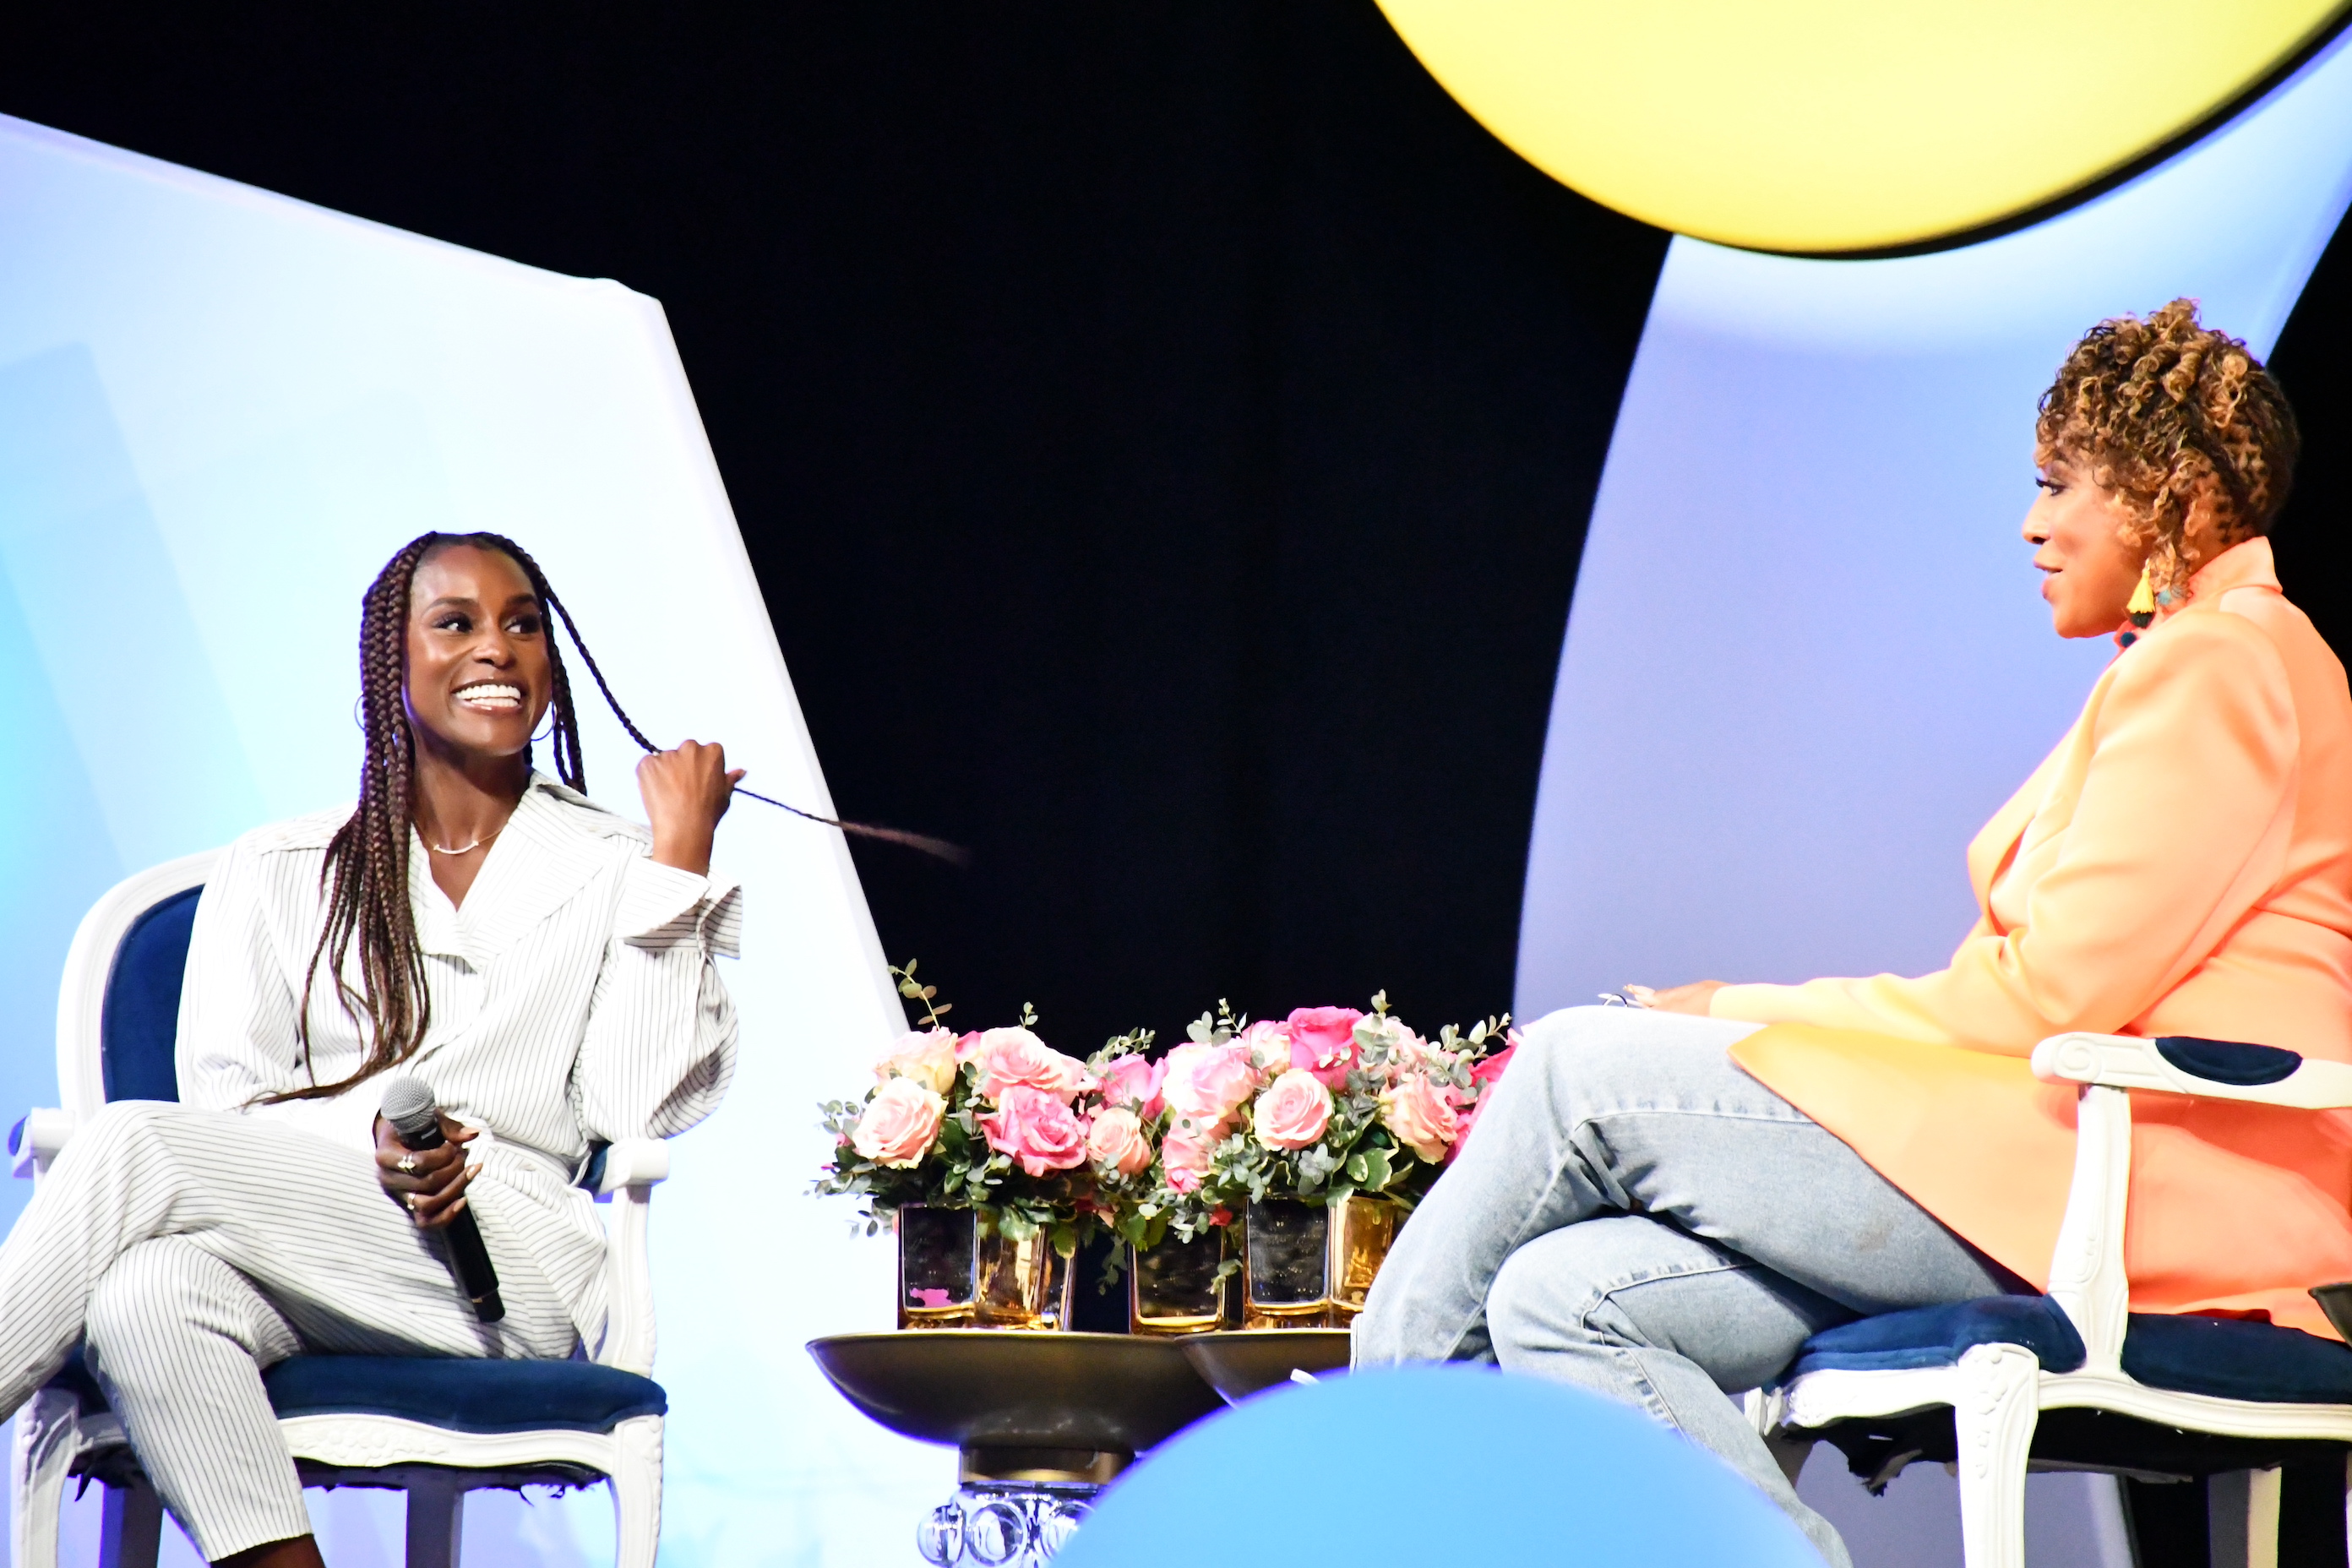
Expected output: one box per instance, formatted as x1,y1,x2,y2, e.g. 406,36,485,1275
1966,743,2060,910
409,830,469,961
450,777,630,964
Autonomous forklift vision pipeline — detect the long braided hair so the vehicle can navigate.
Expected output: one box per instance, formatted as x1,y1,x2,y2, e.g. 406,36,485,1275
279,531,598,1101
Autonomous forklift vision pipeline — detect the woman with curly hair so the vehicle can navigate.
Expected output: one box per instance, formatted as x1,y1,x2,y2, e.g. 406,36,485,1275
0,534,743,1566
1358,301,2343,1565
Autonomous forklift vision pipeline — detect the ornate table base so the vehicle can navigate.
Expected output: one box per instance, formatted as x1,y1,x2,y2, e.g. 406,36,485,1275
808,1331,1227,1566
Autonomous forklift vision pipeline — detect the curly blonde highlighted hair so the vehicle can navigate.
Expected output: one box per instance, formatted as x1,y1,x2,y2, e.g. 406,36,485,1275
2035,298,2300,601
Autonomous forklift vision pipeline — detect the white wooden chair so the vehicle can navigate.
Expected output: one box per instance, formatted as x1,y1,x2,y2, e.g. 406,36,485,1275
9,851,674,1568
1748,1031,2352,1568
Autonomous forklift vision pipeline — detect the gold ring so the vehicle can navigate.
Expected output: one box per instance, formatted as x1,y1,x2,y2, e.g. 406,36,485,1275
405,1193,418,1212
397,1154,419,1175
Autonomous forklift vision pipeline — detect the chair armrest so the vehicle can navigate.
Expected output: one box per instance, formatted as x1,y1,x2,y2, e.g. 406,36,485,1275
2031,1032,2352,1108
2035,1031,2352,1374
9,1108,75,1179
594,1141,671,1376
595,1138,671,1195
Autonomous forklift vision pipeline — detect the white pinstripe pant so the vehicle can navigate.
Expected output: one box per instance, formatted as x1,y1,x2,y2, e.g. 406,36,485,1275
0,1102,576,1560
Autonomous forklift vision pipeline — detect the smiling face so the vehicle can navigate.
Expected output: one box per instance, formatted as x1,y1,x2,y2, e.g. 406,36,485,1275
403,542,553,765
2023,446,2149,640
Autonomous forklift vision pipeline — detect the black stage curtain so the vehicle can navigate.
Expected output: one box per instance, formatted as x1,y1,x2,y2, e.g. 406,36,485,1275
2270,205,2352,667
3,3,1669,1046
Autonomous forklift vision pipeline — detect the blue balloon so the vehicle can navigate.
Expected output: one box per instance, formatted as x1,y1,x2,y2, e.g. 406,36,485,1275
1056,1365,1821,1567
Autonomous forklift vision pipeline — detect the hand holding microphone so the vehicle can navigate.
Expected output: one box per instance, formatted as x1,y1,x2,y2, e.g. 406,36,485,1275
376,1075,505,1322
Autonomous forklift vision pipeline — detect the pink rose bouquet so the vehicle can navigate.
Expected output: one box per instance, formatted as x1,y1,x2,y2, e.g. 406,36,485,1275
815,962,1154,1261
1143,993,1516,1228
818,963,1520,1297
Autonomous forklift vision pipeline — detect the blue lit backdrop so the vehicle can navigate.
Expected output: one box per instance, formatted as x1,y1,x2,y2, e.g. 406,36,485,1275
1514,30,2352,1567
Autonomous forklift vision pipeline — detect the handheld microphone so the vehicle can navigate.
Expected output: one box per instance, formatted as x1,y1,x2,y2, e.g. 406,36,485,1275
380,1075,505,1323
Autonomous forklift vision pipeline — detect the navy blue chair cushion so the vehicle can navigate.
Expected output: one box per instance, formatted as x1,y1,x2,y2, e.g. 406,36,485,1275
264,1356,666,1434
101,886,201,1104
49,1348,663,1434
2154,1036,2301,1086
2119,1313,2352,1403
1794,1297,2087,1377
1793,1296,2352,1405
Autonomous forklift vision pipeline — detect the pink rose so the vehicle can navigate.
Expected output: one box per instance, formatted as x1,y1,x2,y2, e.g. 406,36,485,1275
849,1076,946,1168
956,1030,987,1062
1450,1043,1517,1161
1098,1054,1167,1118
873,1028,960,1095
1251,1069,1333,1151
1234,1018,1293,1078
1161,1119,1221,1193
978,1085,1091,1177
1086,1106,1154,1176
1381,1072,1462,1164
973,1028,1099,1104
1160,1042,1258,1127
1286,1006,1365,1088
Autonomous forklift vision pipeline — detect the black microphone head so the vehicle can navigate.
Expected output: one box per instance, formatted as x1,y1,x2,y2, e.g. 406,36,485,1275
379,1075,439,1144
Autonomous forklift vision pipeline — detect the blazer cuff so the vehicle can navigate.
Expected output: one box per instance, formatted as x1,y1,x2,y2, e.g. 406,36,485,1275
617,858,743,958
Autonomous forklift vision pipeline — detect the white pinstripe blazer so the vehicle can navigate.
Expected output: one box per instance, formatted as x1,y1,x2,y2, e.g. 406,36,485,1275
174,774,743,1342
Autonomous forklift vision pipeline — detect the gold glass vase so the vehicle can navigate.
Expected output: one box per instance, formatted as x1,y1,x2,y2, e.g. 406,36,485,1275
1327,1194,1399,1323
973,1215,1054,1329
897,1205,978,1329
1242,1197,1331,1330
1038,1243,1079,1331
1128,1228,1228,1336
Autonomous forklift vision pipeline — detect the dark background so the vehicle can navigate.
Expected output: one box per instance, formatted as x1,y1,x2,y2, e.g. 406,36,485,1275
1,2,2343,1050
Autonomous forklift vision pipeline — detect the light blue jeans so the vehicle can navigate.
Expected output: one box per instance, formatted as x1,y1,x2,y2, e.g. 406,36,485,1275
1353,1006,2014,1566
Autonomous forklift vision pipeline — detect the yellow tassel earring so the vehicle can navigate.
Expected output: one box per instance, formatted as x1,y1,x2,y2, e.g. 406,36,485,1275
2118,565,2157,649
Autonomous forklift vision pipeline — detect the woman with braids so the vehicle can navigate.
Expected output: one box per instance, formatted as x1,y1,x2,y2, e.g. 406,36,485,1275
1359,301,2350,1565
0,533,743,1566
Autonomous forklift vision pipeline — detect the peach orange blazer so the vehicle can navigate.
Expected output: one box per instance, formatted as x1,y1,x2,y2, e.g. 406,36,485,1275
1713,537,2352,1338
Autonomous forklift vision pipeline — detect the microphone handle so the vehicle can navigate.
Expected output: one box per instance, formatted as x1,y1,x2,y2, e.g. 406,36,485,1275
390,1119,507,1323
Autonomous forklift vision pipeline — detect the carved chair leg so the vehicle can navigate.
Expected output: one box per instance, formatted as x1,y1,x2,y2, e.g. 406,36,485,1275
98,1477,163,1568
609,1415,665,1568
404,1473,465,1568
1951,1344,2039,1568
14,1391,83,1568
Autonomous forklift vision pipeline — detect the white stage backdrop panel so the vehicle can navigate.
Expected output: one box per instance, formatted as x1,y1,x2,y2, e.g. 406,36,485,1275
0,116,944,1565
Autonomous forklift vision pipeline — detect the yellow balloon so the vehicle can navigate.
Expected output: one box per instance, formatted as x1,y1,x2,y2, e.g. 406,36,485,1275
1375,0,2349,253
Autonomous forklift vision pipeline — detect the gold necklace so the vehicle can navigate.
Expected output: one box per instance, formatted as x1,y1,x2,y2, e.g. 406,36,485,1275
423,820,509,857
